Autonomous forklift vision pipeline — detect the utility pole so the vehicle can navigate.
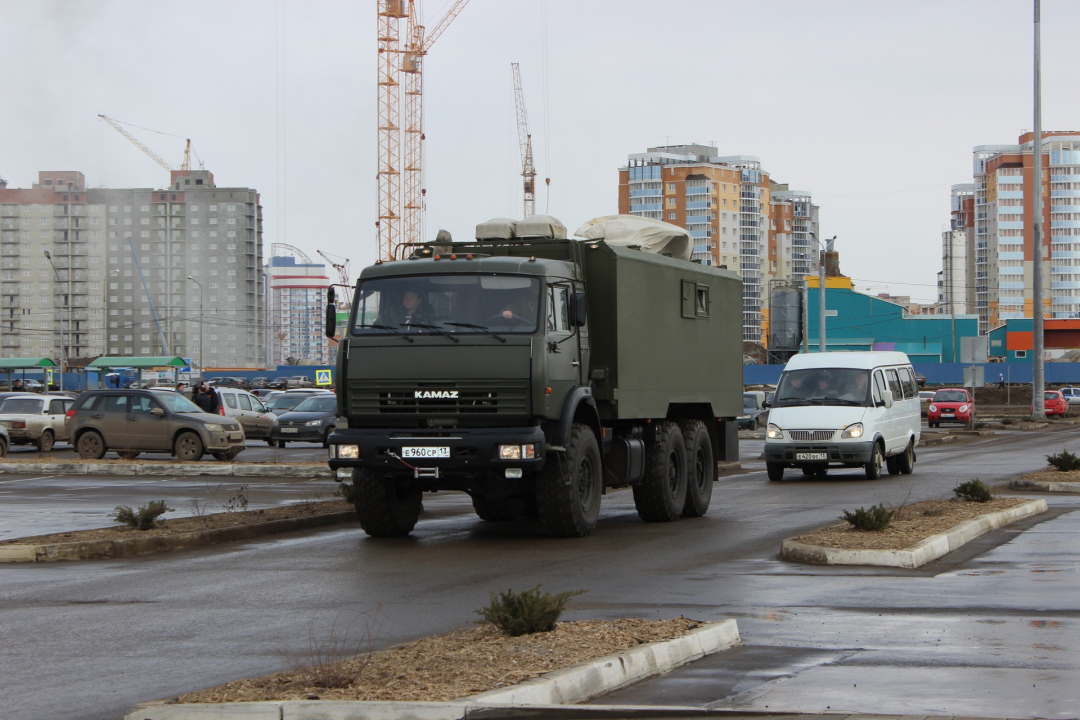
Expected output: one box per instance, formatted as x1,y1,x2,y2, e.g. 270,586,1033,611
1032,0,1046,419
819,248,826,353
187,277,204,382
43,251,65,392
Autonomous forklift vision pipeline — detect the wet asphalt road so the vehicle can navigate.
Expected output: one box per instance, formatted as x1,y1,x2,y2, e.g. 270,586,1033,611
1,429,1078,720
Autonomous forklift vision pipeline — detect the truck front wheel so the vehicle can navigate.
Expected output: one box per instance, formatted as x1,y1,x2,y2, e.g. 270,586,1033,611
353,469,422,537
536,424,602,537
680,420,713,518
634,422,687,522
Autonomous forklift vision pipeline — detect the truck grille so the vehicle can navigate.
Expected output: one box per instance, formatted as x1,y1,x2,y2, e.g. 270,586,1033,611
348,380,529,416
789,430,835,442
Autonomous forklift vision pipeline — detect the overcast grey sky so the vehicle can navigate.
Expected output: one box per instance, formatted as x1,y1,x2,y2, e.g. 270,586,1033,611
2,0,1079,302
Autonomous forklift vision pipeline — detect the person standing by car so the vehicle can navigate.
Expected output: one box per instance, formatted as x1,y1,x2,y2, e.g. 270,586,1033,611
11,379,23,392
192,385,213,413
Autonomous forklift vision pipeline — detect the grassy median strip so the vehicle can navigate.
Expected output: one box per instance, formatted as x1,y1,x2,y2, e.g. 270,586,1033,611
0,500,355,562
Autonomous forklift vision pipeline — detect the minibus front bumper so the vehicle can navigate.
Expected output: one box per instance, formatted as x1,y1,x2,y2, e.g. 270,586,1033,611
764,440,876,466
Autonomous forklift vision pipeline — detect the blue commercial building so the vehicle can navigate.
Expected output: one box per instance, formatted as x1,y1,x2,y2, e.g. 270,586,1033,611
805,275,979,363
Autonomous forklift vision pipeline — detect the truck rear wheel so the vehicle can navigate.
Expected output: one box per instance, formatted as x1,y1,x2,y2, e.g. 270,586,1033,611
633,422,687,522
536,424,602,537
353,468,422,537
680,420,713,518
472,496,525,522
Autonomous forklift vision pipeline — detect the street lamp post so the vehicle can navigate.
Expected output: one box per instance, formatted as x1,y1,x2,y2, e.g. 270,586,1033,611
43,250,65,392
187,276,203,382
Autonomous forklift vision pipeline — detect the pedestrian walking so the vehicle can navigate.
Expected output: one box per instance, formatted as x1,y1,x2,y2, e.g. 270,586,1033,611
998,373,1005,390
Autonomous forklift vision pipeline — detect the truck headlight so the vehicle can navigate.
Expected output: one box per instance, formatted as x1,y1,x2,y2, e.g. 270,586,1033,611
928,405,937,413
766,423,783,439
334,444,359,459
841,422,864,439
499,444,537,460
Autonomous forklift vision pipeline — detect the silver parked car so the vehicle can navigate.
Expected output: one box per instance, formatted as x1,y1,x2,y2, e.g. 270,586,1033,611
215,387,278,443
0,393,75,451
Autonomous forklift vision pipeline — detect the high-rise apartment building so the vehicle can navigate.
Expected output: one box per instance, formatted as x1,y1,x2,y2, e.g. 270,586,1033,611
618,144,818,342
0,169,265,369
0,172,107,361
265,255,331,365
967,131,1080,334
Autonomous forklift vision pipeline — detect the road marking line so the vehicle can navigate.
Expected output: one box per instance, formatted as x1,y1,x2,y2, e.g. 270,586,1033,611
0,474,61,483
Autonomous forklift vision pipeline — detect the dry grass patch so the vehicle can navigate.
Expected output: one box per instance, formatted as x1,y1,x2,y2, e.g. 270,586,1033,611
0,500,351,546
1020,467,1080,484
796,497,1029,551
177,618,700,704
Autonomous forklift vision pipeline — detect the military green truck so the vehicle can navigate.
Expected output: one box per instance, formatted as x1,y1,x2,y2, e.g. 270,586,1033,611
325,216,743,538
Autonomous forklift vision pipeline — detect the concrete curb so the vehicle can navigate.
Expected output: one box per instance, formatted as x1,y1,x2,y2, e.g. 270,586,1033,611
0,510,356,563
780,499,1048,568
124,620,740,720
1010,478,1080,493
0,461,331,478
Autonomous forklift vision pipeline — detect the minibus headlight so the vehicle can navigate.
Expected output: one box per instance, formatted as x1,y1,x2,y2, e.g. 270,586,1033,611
841,422,864,439
766,423,783,440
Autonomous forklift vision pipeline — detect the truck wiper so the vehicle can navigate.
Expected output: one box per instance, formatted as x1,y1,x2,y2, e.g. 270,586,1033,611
370,324,415,342
401,323,460,343
444,322,506,343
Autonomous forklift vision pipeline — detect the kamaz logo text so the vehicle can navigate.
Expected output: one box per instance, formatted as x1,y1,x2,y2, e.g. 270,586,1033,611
414,390,459,399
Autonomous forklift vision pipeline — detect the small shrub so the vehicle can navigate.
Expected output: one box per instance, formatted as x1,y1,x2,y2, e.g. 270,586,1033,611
953,479,993,503
476,585,587,636
338,482,357,504
1046,448,1080,472
289,612,378,689
110,500,172,530
1000,417,1014,426
841,504,893,531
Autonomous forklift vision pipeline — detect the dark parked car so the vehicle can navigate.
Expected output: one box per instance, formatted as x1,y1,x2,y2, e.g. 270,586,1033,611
207,377,242,389
268,377,290,389
265,389,332,416
67,389,246,461
250,376,270,388
271,394,341,447
738,391,769,430
914,372,927,388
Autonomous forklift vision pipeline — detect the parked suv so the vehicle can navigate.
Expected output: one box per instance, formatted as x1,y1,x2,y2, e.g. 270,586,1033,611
215,387,278,443
68,389,246,462
0,394,75,451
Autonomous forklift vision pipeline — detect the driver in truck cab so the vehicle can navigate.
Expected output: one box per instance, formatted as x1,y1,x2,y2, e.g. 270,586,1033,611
379,288,433,330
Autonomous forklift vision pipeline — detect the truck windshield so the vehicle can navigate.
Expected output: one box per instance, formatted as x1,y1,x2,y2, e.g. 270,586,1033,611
353,275,541,335
774,368,871,407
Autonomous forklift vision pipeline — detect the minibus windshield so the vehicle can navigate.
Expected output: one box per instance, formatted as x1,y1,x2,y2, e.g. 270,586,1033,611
774,368,871,407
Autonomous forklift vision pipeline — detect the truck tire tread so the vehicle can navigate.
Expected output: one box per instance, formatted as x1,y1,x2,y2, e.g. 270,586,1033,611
353,468,422,537
633,421,687,522
536,424,602,537
679,420,713,517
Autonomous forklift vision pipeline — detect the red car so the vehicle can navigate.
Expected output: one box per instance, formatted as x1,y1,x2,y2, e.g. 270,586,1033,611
1035,390,1069,417
927,388,974,427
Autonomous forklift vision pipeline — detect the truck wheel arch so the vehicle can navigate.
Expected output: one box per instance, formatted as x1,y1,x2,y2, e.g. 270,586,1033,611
550,386,601,447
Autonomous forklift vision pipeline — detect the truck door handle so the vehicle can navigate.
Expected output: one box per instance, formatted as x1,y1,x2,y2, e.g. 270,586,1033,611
572,361,580,367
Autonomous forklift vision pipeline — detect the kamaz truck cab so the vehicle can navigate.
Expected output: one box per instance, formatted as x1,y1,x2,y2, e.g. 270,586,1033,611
327,215,742,538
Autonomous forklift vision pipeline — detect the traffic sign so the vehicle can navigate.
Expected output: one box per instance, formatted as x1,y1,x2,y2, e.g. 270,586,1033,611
316,369,332,386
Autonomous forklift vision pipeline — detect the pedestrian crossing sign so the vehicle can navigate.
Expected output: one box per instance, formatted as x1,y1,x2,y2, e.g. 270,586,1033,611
46,369,54,384
316,369,332,386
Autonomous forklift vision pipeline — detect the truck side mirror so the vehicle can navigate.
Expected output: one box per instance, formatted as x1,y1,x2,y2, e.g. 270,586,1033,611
569,292,588,327
325,287,337,338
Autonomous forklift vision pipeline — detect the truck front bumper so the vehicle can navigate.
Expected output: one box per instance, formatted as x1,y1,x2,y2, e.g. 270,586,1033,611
327,426,546,473
763,440,876,466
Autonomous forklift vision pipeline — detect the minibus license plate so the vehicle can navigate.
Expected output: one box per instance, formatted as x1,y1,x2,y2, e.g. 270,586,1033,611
403,446,449,459
796,452,827,461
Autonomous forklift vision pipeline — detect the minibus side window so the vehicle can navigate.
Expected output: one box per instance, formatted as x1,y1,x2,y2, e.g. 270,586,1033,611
886,369,903,399
899,367,917,398
872,370,887,405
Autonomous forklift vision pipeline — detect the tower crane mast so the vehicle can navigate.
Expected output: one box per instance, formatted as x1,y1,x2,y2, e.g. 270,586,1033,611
511,63,537,219
377,0,470,262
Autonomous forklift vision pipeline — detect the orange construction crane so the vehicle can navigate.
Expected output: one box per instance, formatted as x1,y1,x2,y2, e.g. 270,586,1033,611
511,63,537,219
376,0,469,261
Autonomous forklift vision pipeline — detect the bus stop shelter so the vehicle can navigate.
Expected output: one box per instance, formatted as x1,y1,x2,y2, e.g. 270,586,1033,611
87,357,187,389
0,358,58,390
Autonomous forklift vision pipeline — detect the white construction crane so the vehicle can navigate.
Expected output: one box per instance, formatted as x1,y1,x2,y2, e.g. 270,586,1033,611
511,63,537,219
317,249,353,308
98,114,192,175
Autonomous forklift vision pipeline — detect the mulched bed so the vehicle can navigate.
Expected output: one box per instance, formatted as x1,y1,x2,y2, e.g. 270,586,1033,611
1019,467,1080,484
0,500,352,546
177,618,700,704
794,497,1030,551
